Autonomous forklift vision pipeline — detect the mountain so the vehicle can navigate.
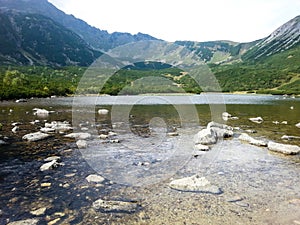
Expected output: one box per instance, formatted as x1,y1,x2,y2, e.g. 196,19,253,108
0,9,102,66
243,15,300,60
0,0,158,51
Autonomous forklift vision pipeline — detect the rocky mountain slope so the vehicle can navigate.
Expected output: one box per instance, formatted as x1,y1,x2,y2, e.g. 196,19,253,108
0,9,102,66
0,0,158,51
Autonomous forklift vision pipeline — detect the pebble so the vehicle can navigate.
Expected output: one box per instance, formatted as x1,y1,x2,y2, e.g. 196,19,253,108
48,218,60,225
41,183,51,187
30,207,47,216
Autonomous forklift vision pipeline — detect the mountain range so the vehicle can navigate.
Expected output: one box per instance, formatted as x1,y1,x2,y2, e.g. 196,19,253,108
0,0,299,95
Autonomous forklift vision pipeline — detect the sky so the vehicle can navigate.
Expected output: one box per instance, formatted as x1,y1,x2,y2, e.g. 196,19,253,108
48,0,300,43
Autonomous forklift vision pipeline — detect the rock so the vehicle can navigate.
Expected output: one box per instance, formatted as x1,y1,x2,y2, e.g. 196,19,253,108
44,156,61,162
194,128,217,145
109,139,120,143
268,141,300,155
281,121,288,124
86,174,105,183
40,127,56,133
64,132,91,140
222,112,231,121
30,207,47,216
238,133,267,147
207,122,234,138
296,123,300,128
11,122,22,126
40,160,60,171
169,175,222,194
33,108,50,117
48,218,61,225
7,219,39,225
281,135,300,140
0,140,7,145
98,109,109,115
230,116,239,120
167,132,179,136
272,121,279,125
92,198,139,213
108,131,117,137
76,140,87,149
41,183,51,187
194,144,210,151
15,99,27,103
12,126,19,133
99,134,108,139
22,132,51,142
245,129,257,134
207,121,233,131
45,121,73,133
249,117,263,124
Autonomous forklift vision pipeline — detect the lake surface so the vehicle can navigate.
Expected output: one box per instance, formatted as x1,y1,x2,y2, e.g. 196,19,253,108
0,93,299,224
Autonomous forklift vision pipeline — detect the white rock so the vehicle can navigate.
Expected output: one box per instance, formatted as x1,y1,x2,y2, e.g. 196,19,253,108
92,199,139,213
194,128,217,145
194,144,210,151
99,134,109,139
281,135,300,140
22,132,50,142
76,140,87,149
40,160,59,171
222,112,231,121
86,174,105,183
11,122,21,126
207,121,233,131
238,133,267,147
249,117,263,124
12,126,19,133
44,156,61,162
98,109,109,115
210,127,234,138
33,108,50,117
45,121,73,132
7,219,39,225
167,132,179,136
268,141,300,155
169,175,222,194
281,121,288,124
108,131,117,137
40,127,56,133
64,132,91,140
296,123,300,128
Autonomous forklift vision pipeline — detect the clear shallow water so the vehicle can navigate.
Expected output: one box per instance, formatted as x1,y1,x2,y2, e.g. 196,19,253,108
0,94,299,224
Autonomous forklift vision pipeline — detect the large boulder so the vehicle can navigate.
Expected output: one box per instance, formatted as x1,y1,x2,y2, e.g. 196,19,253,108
169,175,222,194
268,141,300,155
194,128,217,145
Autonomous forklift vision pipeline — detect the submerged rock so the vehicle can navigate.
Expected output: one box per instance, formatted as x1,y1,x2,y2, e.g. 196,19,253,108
169,175,222,194
98,109,109,115
238,133,267,147
76,140,87,149
7,219,39,225
22,132,51,142
86,174,105,183
65,132,91,140
249,117,263,124
268,141,300,155
92,198,140,213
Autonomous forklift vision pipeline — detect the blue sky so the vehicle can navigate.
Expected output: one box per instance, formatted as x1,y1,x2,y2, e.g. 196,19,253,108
48,0,300,42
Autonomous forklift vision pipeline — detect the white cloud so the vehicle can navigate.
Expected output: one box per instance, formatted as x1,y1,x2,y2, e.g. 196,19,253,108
48,0,300,42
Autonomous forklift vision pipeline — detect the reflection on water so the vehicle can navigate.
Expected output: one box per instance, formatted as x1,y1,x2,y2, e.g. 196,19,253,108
0,94,299,224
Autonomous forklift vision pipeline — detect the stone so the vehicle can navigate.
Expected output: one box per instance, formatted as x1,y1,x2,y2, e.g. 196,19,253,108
245,129,257,134
167,132,179,136
30,207,47,216
99,134,109,139
281,135,300,140
238,133,267,147
40,127,56,133
207,121,233,131
44,156,61,162
48,218,61,225
268,141,300,155
40,160,60,171
15,99,27,103
194,144,210,151
86,174,105,183
12,126,19,133
222,112,231,121
7,219,39,225
194,128,217,145
33,108,50,117
92,198,139,213
22,132,51,142
64,132,91,140
41,183,51,187
169,175,222,194
249,117,263,124
210,127,234,138
44,121,73,133
295,123,300,128
98,109,109,115
76,140,87,149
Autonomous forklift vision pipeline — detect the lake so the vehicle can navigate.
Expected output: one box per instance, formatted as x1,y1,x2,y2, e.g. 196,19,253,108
0,93,299,224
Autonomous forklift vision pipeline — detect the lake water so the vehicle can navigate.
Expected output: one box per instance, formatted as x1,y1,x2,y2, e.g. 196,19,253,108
0,94,299,224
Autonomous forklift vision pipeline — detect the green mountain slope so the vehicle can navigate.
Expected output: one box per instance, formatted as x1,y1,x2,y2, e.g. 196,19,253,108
0,10,102,66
